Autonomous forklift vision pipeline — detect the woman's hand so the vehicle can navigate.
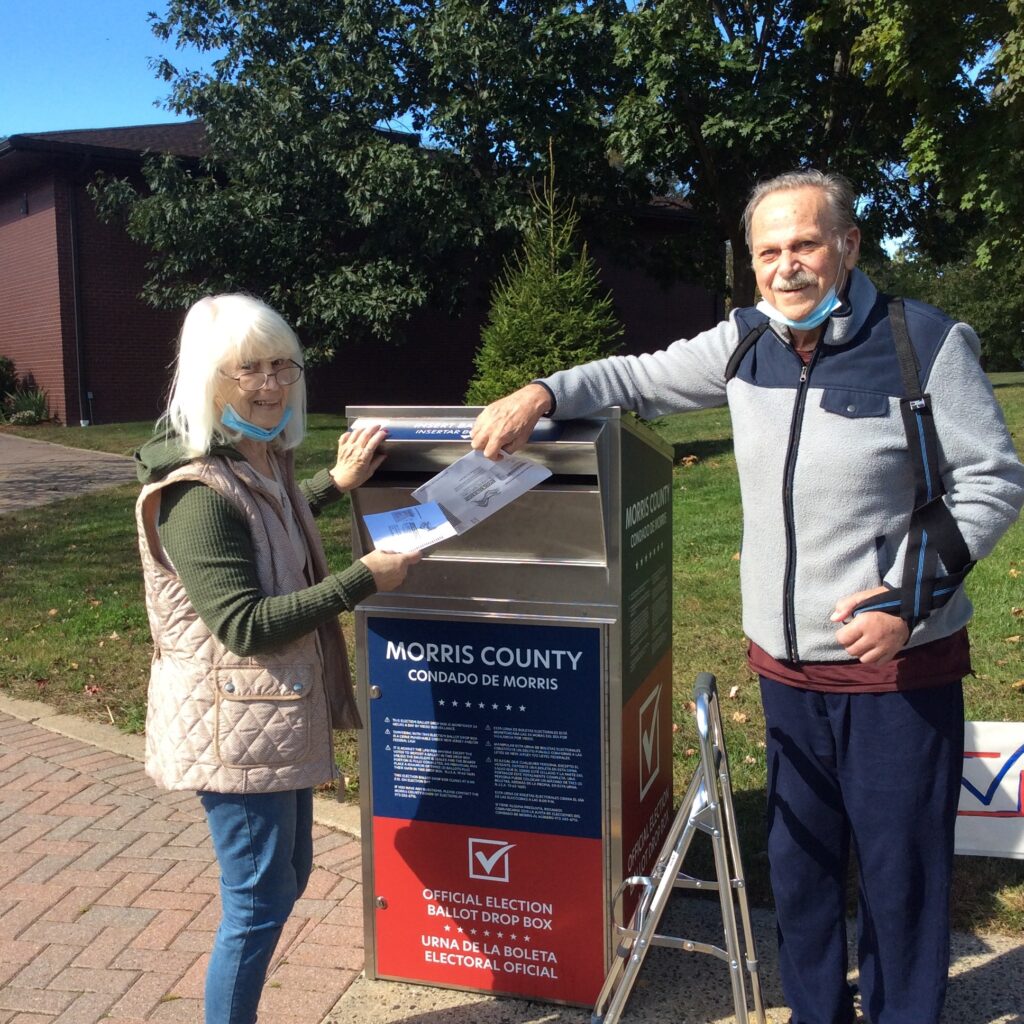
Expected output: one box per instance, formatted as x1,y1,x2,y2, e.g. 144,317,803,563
361,549,422,592
330,424,387,492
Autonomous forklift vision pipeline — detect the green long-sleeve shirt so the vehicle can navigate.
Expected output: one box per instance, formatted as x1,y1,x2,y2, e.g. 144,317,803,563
156,467,375,657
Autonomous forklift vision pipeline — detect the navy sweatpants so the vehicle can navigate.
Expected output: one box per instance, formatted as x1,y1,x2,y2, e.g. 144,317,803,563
759,677,964,1024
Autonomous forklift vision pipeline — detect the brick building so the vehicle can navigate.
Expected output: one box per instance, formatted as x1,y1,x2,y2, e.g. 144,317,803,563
0,123,206,426
0,122,721,426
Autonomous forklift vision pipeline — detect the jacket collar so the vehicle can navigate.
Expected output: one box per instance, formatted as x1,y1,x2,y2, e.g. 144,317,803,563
821,267,876,347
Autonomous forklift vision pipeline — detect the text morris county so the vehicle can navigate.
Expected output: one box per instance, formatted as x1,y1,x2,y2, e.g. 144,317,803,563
385,641,584,671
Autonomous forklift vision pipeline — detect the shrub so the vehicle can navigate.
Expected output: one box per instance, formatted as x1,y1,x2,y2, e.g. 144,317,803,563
465,151,623,405
4,385,50,425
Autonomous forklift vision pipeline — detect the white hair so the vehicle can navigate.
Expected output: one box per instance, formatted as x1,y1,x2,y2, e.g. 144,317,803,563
163,294,307,456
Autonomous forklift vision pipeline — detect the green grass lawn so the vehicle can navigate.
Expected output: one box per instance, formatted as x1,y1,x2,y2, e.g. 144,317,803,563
1,387,1022,932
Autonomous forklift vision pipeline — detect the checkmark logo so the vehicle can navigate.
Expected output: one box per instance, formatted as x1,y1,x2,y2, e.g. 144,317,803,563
638,685,661,801
468,838,516,882
642,722,656,770
959,744,1024,817
472,487,501,507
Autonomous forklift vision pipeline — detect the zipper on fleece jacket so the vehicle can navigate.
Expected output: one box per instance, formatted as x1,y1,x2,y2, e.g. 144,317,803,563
780,344,820,662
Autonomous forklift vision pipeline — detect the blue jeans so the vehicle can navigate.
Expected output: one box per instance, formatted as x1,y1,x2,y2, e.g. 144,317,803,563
760,678,964,1024
199,788,314,1024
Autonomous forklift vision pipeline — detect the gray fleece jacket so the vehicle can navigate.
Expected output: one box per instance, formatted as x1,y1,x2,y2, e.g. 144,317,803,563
541,269,1024,662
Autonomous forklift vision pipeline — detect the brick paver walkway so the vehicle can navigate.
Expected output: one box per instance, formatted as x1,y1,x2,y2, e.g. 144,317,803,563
0,711,363,1024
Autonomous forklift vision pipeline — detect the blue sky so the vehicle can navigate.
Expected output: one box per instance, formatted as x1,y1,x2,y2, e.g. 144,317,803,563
1,0,216,137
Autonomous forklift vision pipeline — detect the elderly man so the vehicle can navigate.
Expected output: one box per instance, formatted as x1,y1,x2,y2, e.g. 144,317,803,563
471,170,1024,1024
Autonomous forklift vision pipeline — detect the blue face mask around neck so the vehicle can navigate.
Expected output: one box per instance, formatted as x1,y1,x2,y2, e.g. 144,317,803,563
221,403,292,442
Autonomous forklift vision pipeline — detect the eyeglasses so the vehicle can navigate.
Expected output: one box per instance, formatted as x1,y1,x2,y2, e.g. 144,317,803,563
221,360,304,391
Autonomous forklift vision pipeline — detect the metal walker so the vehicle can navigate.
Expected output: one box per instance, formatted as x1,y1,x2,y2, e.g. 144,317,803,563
592,673,766,1024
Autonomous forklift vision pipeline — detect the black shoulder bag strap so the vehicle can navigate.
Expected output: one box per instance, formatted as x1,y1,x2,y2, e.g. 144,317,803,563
725,321,769,382
851,298,975,627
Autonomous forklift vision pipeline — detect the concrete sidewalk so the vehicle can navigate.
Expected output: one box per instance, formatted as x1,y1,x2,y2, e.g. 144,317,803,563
0,432,138,516
2,697,1022,1024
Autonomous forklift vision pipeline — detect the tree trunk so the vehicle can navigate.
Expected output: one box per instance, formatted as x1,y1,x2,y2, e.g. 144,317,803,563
730,229,756,308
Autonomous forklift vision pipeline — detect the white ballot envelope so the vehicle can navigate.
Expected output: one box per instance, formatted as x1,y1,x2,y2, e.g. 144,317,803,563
362,502,458,553
361,450,550,553
411,449,551,532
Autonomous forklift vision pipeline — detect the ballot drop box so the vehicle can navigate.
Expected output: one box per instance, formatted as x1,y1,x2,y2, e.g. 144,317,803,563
349,406,675,1006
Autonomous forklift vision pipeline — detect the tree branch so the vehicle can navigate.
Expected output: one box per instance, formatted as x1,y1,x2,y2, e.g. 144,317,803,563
753,6,776,87
711,0,736,43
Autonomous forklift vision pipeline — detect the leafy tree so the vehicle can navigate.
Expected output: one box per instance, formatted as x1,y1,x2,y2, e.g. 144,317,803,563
863,249,1024,372
92,0,485,359
605,1,1015,304
850,0,1019,257
466,155,623,404
405,1,643,227
92,0,647,360
849,0,1023,367
93,0,1022,350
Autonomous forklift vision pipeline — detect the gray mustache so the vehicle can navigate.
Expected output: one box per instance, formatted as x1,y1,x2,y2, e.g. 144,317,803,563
775,272,818,292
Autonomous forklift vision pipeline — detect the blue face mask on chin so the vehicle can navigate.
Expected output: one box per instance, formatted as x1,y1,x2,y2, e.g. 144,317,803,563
757,287,841,331
757,235,848,330
221,404,292,442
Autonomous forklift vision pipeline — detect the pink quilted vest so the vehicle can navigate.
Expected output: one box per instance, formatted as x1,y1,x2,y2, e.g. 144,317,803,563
136,451,361,793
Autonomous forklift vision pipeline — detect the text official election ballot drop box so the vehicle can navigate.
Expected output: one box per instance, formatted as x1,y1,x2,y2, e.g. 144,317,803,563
348,406,675,1007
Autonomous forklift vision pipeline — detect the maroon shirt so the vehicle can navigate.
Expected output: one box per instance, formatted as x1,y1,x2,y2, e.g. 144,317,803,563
748,628,971,693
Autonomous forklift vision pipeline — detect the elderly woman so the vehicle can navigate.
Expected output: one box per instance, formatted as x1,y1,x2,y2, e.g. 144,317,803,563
134,294,419,1024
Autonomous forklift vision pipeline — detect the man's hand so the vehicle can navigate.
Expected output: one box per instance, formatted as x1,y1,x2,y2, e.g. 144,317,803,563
470,383,552,460
330,424,387,492
831,587,910,664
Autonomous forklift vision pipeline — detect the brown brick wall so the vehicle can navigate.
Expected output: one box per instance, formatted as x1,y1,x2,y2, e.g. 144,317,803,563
73,180,185,425
306,300,487,414
306,236,722,414
600,248,722,357
0,172,185,426
0,175,69,422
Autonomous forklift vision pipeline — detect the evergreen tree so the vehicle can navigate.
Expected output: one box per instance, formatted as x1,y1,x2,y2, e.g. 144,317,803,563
466,157,623,405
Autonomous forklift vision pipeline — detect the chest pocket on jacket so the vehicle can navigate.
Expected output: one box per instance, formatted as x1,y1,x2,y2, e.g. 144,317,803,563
214,665,314,768
819,387,890,419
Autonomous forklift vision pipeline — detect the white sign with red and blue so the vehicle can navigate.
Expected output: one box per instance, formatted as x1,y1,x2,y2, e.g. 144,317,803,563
367,615,605,1004
956,720,1024,859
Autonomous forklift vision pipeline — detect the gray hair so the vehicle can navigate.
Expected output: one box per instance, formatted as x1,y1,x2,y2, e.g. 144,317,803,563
742,170,857,249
